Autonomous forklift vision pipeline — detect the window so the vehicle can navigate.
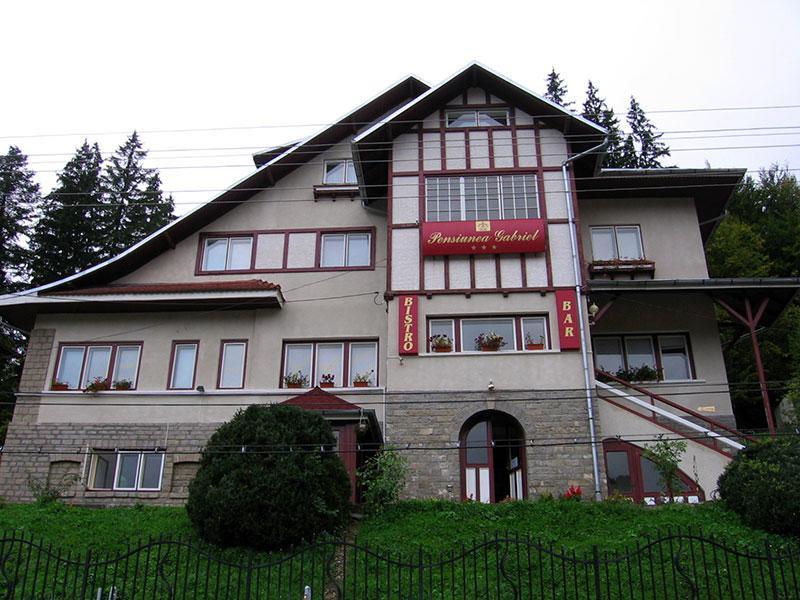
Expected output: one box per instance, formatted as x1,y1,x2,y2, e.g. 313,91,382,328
218,341,247,389
282,341,378,388
446,109,509,128
320,232,371,268
593,334,694,381
201,236,253,271
603,440,700,504
426,316,549,352
425,174,539,222
54,343,142,390
89,450,164,491
169,342,198,389
323,159,357,184
590,226,643,261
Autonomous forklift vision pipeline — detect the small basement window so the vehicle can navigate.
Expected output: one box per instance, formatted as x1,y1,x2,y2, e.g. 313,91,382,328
89,450,165,491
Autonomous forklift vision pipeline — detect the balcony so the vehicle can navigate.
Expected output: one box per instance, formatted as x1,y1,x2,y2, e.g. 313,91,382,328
589,258,655,280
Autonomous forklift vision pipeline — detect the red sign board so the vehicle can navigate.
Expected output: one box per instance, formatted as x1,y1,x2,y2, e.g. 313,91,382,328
555,290,581,351
398,295,419,355
421,219,546,256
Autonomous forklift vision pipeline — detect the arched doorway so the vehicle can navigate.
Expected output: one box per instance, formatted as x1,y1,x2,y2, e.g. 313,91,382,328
459,411,527,503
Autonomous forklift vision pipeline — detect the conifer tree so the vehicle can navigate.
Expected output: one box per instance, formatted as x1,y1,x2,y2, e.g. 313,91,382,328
624,96,671,168
28,141,105,286
0,146,39,292
100,132,175,258
544,68,573,108
581,81,625,167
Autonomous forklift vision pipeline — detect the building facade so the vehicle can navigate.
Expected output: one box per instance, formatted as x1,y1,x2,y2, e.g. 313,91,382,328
1,63,782,507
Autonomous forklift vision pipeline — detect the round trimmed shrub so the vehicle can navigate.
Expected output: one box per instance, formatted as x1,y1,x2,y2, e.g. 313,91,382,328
717,437,800,535
187,404,351,550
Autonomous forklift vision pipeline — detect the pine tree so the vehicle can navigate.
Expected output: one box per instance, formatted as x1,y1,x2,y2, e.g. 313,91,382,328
100,132,175,258
28,141,105,286
581,81,625,167
625,96,670,168
544,68,573,108
0,146,39,292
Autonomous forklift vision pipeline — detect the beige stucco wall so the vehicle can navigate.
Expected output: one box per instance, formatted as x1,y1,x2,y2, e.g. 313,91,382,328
579,196,709,279
590,293,733,418
386,293,586,392
598,401,732,498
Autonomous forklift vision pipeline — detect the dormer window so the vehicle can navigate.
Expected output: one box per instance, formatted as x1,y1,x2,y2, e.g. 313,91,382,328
201,236,253,272
446,109,509,128
323,159,357,185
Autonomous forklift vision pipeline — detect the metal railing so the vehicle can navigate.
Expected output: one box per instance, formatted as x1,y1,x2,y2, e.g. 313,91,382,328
0,529,797,599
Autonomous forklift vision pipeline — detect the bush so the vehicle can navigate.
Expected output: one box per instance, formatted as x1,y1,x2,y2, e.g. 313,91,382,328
186,404,351,550
717,437,800,535
358,448,408,515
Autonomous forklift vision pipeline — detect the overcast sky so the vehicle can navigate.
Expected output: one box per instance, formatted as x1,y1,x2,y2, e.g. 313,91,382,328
2,0,798,215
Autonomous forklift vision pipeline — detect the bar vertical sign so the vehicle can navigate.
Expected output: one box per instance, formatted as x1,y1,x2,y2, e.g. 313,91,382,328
399,295,419,355
555,290,581,351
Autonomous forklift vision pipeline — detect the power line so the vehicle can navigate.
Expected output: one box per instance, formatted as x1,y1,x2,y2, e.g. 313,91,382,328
1,103,799,139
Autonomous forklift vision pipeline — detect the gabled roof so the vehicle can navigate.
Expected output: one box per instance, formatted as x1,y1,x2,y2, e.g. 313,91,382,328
282,386,360,411
576,168,747,243
352,62,607,204
5,75,429,299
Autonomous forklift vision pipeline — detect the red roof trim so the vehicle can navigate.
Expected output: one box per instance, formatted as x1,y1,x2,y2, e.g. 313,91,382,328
282,387,359,411
46,279,281,296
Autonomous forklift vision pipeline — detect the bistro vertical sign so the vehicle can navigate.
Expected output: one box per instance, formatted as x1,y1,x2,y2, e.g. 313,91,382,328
398,295,419,355
555,290,581,351
421,219,546,256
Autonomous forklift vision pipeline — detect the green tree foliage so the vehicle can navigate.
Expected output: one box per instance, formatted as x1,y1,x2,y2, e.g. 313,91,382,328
707,166,800,428
0,146,39,291
643,437,687,501
28,141,105,286
100,132,175,258
187,404,351,550
622,96,671,168
544,68,573,108
717,437,800,536
357,448,408,515
581,80,625,167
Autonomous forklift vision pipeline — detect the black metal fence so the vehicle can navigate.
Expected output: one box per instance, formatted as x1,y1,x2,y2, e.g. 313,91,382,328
0,530,798,599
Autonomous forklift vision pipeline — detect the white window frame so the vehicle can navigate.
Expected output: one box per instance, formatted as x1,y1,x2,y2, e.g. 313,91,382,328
320,232,372,268
590,226,644,261
89,450,164,492
283,341,378,388
425,174,539,222
445,109,510,128
169,342,198,390
657,334,692,381
315,343,345,387
322,159,357,184
218,341,247,389
349,341,378,386
201,236,254,272
55,343,142,390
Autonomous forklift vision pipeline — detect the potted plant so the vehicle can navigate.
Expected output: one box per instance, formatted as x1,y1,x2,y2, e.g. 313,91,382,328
352,370,373,387
283,371,308,389
50,380,69,391
83,376,110,393
525,333,546,351
475,332,505,352
112,379,133,391
614,365,661,383
319,373,335,388
429,334,453,353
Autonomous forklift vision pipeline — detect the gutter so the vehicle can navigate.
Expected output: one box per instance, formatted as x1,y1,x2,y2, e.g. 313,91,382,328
561,138,608,502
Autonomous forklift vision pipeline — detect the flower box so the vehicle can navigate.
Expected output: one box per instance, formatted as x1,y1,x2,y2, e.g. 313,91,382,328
353,381,369,388
480,345,500,352
50,382,69,391
526,343,545,351
286,382,303,389
432,346,452,353
320,382,335,388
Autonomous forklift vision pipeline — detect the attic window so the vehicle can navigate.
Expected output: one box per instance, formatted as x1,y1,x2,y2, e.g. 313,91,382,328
446,110,509,128
201,236,253,272
323,160,357,185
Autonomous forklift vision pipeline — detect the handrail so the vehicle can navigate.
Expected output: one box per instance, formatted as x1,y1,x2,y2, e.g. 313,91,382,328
595,369,756,444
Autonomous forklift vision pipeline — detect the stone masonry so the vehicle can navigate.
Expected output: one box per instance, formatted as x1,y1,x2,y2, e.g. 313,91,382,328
386,390,606,500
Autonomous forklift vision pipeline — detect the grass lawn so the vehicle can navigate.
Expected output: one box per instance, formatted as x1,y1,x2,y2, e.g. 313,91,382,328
0,500,797,598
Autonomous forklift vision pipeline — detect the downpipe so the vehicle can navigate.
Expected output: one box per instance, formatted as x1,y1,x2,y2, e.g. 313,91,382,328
561,138,608,502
